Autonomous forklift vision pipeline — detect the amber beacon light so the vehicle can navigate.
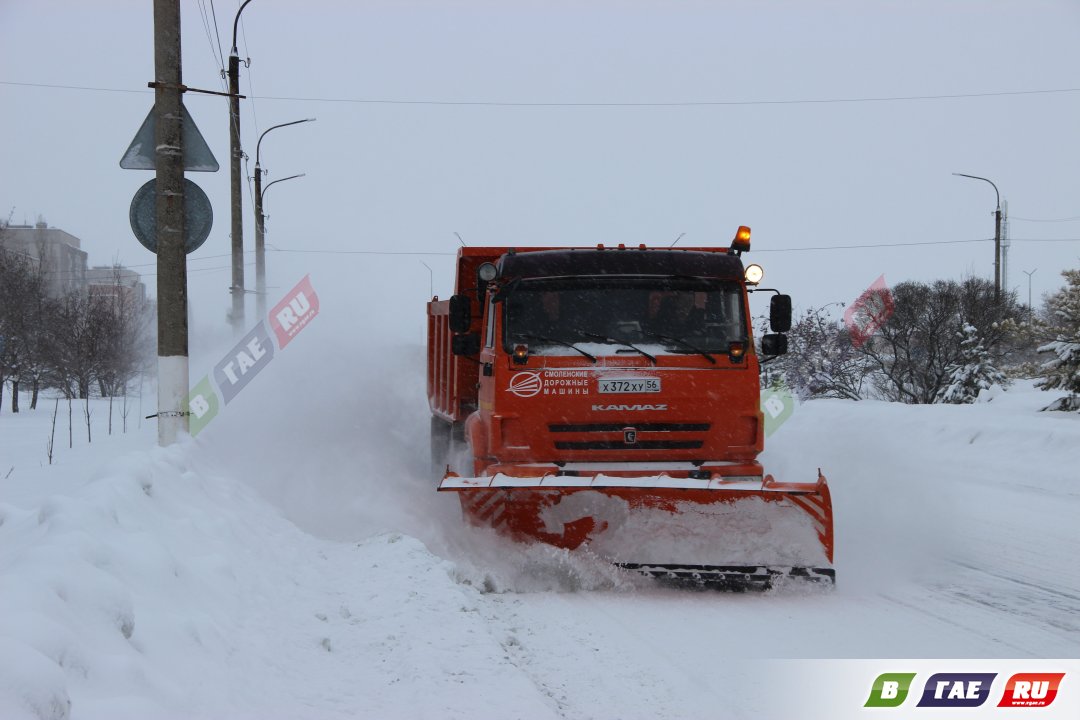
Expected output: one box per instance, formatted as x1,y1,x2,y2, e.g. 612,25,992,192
731,226,751,254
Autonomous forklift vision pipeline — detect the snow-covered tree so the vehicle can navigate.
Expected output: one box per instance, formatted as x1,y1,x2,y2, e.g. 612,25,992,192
786,306,872,401
1037,269,1080,411
858,278,1019,404
938,323,1009,404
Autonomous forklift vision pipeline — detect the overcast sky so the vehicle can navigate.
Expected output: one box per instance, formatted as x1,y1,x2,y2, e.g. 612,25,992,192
2,0,1079,341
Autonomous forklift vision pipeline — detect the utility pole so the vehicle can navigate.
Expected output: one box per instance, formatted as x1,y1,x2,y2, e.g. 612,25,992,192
994,202,1003,300
153,0,189,444
227,0,253,332
254,118,314,318
1023,268,1038,325
255,172,305,310
952,173,1002,301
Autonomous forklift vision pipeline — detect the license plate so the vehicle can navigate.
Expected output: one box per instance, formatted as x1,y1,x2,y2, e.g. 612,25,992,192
598,378,661,394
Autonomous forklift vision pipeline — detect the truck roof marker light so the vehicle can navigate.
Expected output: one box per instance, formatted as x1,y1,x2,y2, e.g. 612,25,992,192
744,263,764,285
617,243,626,250
728,341,746,361
512,344,529,365
730,226,751,255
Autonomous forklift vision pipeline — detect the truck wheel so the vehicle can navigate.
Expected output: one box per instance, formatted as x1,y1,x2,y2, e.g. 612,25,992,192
430,417,452,481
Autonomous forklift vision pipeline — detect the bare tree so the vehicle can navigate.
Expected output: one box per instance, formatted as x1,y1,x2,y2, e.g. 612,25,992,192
93,264,154,399
0,247,49,412
857,278,1019,404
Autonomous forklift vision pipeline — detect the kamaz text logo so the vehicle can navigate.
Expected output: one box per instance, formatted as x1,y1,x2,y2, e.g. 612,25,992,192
591,404,668,411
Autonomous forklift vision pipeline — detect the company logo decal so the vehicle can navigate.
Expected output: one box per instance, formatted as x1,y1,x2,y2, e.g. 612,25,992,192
508,371,542,398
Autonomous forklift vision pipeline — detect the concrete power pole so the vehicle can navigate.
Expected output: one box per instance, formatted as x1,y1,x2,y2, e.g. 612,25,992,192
153,0,189,444
227,0,253,332
952,173,1002,302
1000,199,1010,293
227,47,244,331
994,202,1002,301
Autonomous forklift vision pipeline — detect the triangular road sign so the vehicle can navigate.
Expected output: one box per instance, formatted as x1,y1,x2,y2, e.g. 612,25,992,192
120,102,219,171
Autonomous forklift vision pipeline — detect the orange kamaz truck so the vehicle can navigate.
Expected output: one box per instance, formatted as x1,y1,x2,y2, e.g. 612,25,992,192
427,228,834,588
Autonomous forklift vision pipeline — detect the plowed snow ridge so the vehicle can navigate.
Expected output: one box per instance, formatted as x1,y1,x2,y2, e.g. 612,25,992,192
1,323,1077,719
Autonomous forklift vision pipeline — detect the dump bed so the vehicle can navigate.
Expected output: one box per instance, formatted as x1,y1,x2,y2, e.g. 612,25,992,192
426,248,506,421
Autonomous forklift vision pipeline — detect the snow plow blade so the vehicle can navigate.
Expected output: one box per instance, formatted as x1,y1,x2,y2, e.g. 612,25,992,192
439,465,834,590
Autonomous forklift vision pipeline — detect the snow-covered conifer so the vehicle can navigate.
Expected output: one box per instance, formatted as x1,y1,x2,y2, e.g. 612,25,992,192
1037,269,1080,411
938,323,1009,404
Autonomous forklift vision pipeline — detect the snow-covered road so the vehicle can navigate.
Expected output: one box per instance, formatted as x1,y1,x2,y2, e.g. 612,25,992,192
2,337,1078,719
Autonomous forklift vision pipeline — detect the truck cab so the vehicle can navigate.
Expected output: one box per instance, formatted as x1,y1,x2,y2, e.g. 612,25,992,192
428,237,792,483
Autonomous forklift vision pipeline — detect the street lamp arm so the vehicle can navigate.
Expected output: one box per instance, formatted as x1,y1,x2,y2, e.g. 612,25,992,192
256,118,317,166
952,173,1000,210
262,173,306,201
231,0,255,55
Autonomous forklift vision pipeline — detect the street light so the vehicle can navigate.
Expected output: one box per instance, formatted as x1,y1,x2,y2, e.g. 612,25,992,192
1022,268,1038,325
952,173,1002,301
255,173,306,316
254,118,315,317
227,0,254,332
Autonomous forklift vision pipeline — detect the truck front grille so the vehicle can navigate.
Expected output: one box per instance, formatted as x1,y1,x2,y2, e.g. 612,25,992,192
553,440,704,451
548,422,710,452
549,423,710,433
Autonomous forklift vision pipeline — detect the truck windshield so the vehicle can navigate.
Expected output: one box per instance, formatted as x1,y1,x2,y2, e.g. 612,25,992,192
502,278,746,354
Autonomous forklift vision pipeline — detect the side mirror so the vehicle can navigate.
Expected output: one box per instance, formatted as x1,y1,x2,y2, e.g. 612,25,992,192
761,333,788,356
770,294,792,333
448,295,471,333
451,333,481,356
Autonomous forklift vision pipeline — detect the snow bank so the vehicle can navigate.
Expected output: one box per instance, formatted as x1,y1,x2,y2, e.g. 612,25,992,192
0,440,560,719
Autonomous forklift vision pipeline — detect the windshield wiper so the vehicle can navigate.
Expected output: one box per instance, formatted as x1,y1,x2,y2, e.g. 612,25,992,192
517,333,598,363
639,329,717,364
575,330,657,365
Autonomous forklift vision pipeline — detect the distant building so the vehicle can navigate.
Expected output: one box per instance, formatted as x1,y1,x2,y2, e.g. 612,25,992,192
0,220,88,297
87,264,147,306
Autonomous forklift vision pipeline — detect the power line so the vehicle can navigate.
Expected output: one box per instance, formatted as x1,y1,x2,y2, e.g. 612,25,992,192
0,81,145,95
3,80,1079,107
270,248,456,256
209,0,227,76
1011,215,1080,223
249,87,1080,108
19,236,1077,280
266,237,1078,257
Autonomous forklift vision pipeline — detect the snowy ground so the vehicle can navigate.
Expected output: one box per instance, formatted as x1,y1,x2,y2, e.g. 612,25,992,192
1,331,1078,718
